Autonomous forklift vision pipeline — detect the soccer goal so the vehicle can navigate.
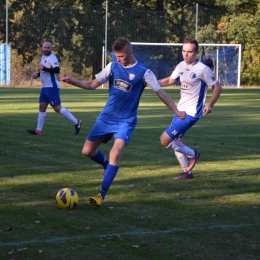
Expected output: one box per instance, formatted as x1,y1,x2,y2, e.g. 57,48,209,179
108,42,242,88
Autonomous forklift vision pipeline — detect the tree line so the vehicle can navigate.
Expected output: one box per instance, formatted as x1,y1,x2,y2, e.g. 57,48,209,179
0,0,259,85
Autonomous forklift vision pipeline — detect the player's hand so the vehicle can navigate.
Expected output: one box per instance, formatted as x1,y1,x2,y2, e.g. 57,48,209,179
177,111,186,120
32,73,38,79
60,73,70,83
38,63,44,70
203,105,212,116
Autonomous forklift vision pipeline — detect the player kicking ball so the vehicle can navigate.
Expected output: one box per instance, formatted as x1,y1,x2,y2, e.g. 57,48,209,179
158,38,222,180
60,37,186,207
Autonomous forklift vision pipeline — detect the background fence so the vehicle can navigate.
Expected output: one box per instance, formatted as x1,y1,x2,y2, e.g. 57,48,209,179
0,2,236,86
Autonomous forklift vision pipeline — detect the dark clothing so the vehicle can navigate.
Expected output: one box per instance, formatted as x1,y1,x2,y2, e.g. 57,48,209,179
204,59,214,70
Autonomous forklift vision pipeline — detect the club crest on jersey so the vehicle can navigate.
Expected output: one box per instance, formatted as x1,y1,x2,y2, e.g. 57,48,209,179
129,74,135,80
190,72,196,79
114,79,132,92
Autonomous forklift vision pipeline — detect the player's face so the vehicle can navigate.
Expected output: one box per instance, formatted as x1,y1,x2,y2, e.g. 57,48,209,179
114,50,133,67
42,43,52,56
182,43,198,65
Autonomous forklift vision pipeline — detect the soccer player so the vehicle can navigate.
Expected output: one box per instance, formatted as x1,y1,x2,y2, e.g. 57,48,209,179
60,37,186,207
158,38,222,180
27,41,82,136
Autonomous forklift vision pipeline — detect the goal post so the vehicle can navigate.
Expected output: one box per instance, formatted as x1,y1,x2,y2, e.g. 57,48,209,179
124,42,242,88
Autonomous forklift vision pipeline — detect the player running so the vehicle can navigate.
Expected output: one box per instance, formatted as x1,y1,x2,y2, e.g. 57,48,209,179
27,41,82,136
158,38,222,180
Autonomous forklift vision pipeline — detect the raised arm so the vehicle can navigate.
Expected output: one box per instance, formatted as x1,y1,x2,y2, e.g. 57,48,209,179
60,73,101,90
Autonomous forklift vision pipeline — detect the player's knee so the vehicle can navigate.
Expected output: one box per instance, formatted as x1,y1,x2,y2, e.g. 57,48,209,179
82,147,92,157
160,134,170,147
53,107,60,113
53,105,62,113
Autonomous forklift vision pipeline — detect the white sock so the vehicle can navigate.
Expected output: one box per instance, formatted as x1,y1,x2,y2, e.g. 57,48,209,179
174,151,188,172
167,139,195,157
36,112,46,131
59,107,78,125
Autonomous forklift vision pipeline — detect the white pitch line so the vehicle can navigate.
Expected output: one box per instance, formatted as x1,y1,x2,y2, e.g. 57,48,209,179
0,223,258,247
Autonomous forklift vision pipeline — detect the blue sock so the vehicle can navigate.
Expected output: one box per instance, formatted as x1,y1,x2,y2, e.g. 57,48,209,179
90,150,108,169
99,164,119,199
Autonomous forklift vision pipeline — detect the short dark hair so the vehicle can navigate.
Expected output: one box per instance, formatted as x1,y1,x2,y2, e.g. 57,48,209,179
112,37,132,52
183,38,199,52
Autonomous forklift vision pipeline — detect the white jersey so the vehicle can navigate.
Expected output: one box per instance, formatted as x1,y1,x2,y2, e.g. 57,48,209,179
171,60,218,117
40,53,60,88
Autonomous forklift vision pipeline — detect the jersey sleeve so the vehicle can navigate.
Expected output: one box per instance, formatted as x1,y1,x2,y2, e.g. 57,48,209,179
171,64,180,80
201,66,218,86
144,69,161,92
49,54,59,68
95,62,112,84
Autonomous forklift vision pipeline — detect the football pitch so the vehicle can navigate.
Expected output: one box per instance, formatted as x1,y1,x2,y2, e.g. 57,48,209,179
0,87,260,259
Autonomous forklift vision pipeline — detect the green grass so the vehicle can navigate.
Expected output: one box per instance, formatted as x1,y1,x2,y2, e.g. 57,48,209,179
0,87,260,260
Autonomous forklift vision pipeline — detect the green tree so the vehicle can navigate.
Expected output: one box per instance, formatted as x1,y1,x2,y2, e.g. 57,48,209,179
218,0,260,85
6,0,105,79
6,0,250,84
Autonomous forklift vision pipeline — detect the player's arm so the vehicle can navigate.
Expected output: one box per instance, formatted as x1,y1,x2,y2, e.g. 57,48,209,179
38,63,60,73
158,76,176,87
155,89,186,119
203,81,222,116
144,70,185,119
33,64,42,79
42,66,60,73
60,74,101,90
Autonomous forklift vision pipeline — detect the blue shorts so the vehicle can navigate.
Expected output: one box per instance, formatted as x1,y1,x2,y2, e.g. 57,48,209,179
165,114,199,139
39,87,61,107
87,117,136,145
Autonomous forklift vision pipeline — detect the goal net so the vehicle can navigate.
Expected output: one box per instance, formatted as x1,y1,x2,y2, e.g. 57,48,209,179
108,43,241,88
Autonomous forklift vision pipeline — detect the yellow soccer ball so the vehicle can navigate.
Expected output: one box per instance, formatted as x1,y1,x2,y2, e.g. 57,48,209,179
56,188,78,209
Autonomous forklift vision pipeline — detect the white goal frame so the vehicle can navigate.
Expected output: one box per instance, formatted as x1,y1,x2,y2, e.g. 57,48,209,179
130,43,242,88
